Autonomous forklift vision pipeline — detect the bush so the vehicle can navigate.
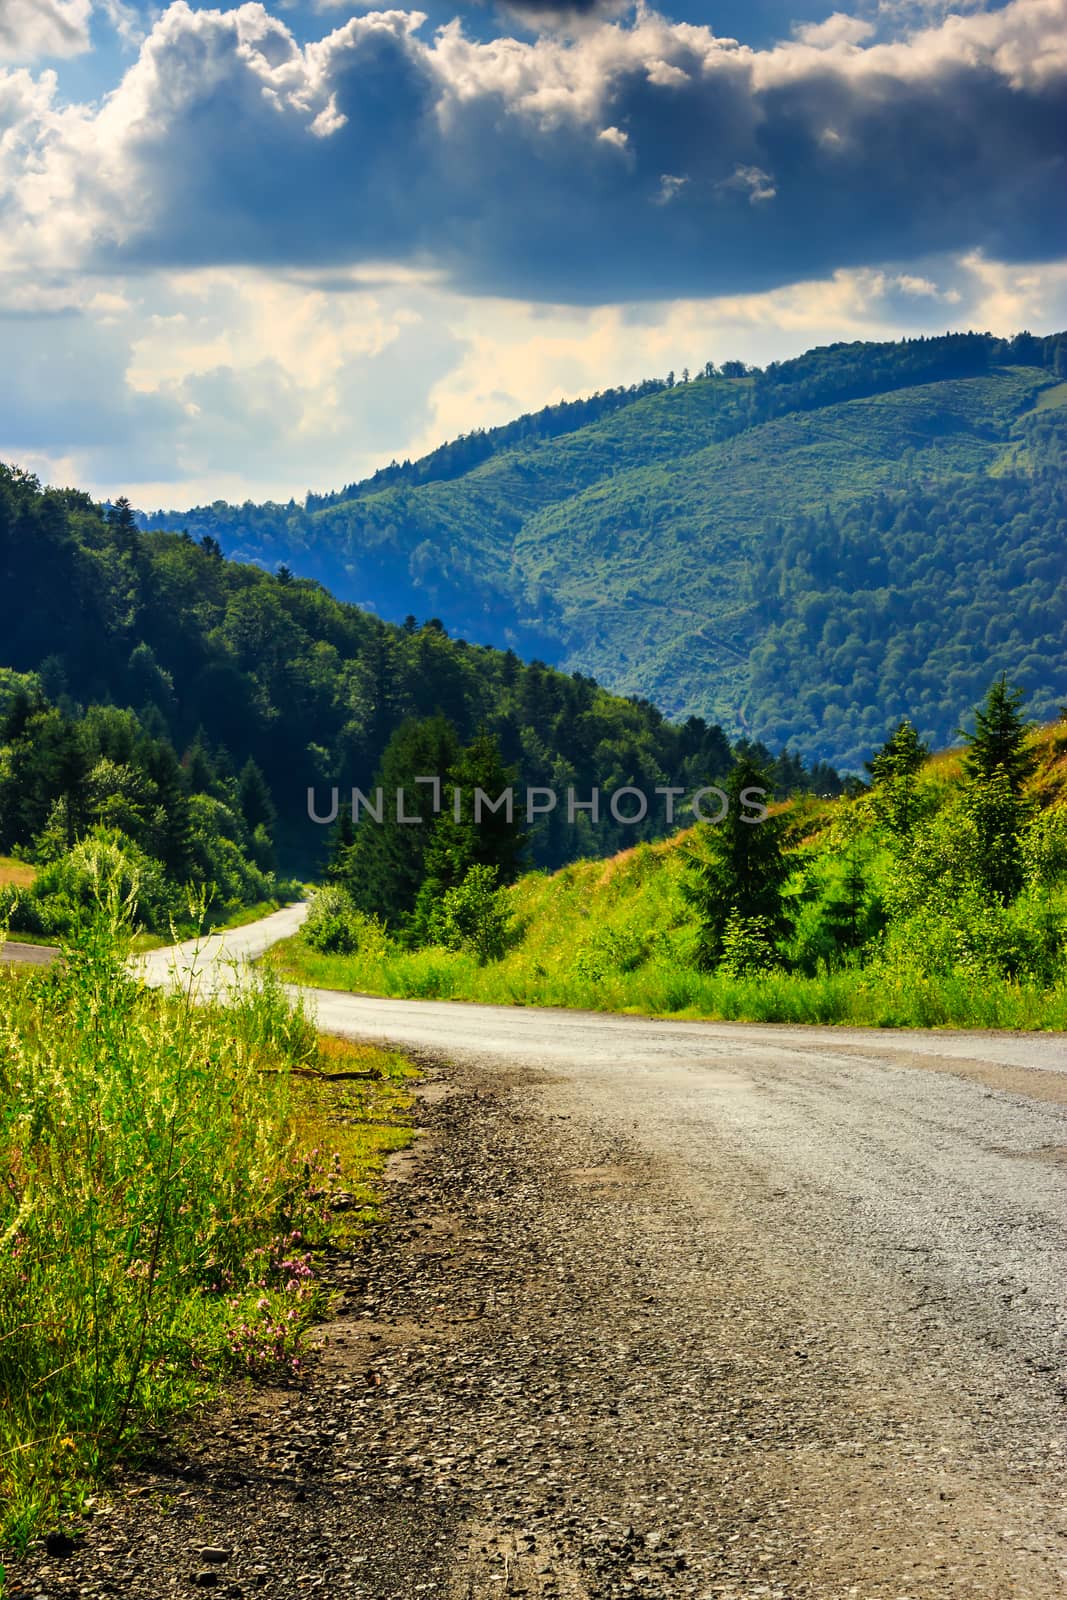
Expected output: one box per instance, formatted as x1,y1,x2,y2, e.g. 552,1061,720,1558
425,864,512,964
571,921,654,981
303,886,385,957
188,798,274,908
877,889,1064,983
718,913,780,977
17,827,177,937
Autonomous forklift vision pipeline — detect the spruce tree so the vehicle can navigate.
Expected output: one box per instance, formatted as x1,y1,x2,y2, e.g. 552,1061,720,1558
867,718,928,840
683,756,789,970
411,729,526,942
341,715,459,927
959,677,1035,903
961,676,1035,790
238,758,276,837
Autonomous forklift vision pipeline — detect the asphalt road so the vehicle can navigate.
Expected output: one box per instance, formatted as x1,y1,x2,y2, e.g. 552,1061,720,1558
0,939,59,966
135,906,1067,1595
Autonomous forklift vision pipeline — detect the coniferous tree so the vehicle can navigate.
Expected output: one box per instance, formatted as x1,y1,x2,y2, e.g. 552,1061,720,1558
139,739,195,881
340,715,459,927
961,676,1035,790
867,718,928,841
107,495,136,534
959,677,1036,903
684,756,789,969
238,758,276,837
961,767,1029,905
411,729,526,942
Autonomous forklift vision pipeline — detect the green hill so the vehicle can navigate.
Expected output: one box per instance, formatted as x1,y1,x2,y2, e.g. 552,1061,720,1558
144,332,1067,768
271,715,1067,1032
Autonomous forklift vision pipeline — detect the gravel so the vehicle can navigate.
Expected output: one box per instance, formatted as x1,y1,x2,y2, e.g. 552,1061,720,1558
7,1020,1066,1600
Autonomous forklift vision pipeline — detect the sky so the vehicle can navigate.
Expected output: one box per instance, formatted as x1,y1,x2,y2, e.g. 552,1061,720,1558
1,0,1065,508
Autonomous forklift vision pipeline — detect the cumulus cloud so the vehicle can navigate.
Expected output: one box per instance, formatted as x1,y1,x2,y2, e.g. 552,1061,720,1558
0,0,1064,306
793,12,875,47
0,0,92,62
0,264,464,499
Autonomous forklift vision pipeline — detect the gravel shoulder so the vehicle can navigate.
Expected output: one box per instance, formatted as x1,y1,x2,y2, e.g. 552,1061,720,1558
8,1034,1065,1600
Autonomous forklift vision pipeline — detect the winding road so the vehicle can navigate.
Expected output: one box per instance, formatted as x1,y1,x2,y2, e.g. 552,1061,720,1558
127,904,1067,1596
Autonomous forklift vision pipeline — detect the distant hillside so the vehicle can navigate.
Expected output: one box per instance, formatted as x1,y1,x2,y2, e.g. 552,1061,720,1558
143,332,1067,769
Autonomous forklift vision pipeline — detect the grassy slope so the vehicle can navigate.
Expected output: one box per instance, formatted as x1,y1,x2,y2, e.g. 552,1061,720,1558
0,856,35,890
271,721,1067,1031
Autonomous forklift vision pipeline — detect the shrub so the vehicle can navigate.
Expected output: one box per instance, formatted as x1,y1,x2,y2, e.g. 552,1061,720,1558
304,886,386,957
425,864,512,964
19,827,176,936
877,890,1064,983
571,921,653,981
718,913,780,977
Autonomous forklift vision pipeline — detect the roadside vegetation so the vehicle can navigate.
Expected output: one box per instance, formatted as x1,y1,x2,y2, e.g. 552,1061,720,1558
273,683,1067,1031
0,895,414,1561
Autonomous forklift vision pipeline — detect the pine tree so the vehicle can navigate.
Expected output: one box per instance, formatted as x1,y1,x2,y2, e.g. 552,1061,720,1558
139,739,195,881
238,758,276,836
107,495,136,534
411,729,526,942
182,735,216,797
961,676,1035,790
961,767,1029,904
959,677,1036,903
866,718,928,840
341,715,459,927
683,756,789,970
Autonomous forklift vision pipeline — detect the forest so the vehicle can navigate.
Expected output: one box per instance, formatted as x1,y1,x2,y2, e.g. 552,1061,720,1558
141,332,1067,764
0,464,835,936
279,678,1067,1032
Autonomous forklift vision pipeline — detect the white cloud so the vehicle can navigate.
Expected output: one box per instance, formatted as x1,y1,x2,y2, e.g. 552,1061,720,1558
0,0,1063,505
2,249,1064,507
719,163,777,203
0,0,92,62
96,0,145,49
793,12,876,48
654,172,687,203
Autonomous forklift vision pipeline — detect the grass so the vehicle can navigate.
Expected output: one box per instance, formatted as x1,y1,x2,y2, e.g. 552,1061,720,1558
0,857,35,890
2,894,304,953
0,906,413,1565
271,930,1067,1031
270,728,1067,1033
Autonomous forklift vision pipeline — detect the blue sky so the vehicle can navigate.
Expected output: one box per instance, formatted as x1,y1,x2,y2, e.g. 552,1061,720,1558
1,0,1064,506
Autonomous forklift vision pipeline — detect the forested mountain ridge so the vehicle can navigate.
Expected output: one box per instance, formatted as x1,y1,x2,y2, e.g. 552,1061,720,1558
143,332,1067,770
0,466,836,899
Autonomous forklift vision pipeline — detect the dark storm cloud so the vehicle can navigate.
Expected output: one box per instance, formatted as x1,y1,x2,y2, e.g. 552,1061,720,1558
10,0,1067,303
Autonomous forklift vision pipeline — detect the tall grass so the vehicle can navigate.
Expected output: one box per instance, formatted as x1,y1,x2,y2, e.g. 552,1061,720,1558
272,931,1067,1029
0,907,411,1554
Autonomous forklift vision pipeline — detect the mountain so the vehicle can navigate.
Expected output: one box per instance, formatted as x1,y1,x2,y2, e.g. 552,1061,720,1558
0,464,836,891
143,331,1067,770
